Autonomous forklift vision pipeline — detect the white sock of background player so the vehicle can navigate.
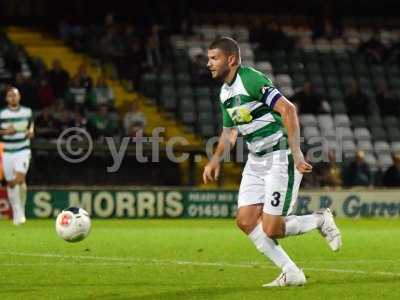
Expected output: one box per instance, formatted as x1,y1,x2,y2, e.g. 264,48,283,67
249,223,300,273
7,185,23,224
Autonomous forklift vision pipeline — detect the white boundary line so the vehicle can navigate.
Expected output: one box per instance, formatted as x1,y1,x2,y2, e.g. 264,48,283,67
1,251,400,277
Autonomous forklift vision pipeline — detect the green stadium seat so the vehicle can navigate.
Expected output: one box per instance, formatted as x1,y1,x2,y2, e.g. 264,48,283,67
351,115,367,127
331,100,347,114
161,97,177,111
161,86,176,99
371,127,388,142
177,86,194,98
199,124,216,138
194,87,210,98
388,127,400,142
383,116,399,129
160,72,174,84
367,115,383,127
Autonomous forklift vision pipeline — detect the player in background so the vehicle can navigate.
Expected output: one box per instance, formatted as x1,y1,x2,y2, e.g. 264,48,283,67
203,37,342,287
0,87,34,225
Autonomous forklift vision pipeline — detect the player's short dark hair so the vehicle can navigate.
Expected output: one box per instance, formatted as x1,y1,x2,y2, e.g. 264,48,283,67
208,37,240,59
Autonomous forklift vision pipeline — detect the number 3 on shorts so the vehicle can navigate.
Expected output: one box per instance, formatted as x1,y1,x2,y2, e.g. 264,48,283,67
271,192,281,207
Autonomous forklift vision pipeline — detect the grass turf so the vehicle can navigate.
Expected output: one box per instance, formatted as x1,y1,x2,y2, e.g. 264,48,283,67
0,218,399,300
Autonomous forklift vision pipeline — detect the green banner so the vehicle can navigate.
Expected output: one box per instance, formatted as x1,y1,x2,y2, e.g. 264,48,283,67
1,188,399,219
26,189,238,218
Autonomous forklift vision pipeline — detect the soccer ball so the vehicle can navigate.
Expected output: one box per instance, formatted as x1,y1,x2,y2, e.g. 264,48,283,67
55,207,91,242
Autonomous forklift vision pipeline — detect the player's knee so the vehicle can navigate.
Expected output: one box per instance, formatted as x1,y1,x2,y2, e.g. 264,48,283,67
236,217,256,234
7,181,15,188
263,224,281,239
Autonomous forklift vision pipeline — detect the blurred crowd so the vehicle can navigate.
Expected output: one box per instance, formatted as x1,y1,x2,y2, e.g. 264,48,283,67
2,58,146,142
303,150,400,188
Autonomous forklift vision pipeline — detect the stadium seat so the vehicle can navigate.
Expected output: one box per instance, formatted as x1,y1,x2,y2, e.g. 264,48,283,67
317,114,334,133
275,74,292,87
162,97,177,111
390,141,400,153
351,115,367,127
367,115,383,127
255,61,273,75
354,127,371,141
383,116,399,129
177,87,194,98
364,153,378,170
337,127,354,140
331,101,347,114
303,126,320,140
371,127,388,141
343,140,357,153
388,127,400,142
334,114,351,127
300,114,318,127
377,154,394,171
374,141,391,154
357,140,373,153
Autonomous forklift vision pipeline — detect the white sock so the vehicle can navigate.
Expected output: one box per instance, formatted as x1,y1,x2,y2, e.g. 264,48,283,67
7,185,24,223
19,183,27,208
249,223,299,273
285,214,323,236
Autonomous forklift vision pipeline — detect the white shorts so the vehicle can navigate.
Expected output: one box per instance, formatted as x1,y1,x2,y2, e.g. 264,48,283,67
2,150,31,182
238,150,302,216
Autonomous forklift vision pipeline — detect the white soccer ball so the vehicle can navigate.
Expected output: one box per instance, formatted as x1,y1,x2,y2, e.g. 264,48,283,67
55,207,91,242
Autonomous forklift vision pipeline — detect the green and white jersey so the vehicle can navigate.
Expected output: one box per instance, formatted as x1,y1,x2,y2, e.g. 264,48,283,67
0,106,33,153
219,65,287,156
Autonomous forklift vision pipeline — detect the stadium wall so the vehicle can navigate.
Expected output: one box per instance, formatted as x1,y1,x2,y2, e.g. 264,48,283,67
1,187,400,219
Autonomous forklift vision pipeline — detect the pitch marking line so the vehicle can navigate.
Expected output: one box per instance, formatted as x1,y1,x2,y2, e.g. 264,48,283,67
1,251,399,277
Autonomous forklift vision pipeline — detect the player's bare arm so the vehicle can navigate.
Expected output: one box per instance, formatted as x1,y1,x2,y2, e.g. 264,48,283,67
203,127,238,184
0,125,16,135
273,97,312,174
27,122,34,139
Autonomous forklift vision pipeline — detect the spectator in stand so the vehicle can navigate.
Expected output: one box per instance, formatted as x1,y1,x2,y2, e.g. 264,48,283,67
382,153,400,187
123,102,146,138
146,35,162,70
35,106,60,139
376,82,400,116
89,75,114,109
344,80,371,116
251,21,294,50
193,53,210,85
313,149,342,188
14,72,39,109
64,76,88,109
38,78,56,109
293,82,330,114
71,109,88,129
359,33,387,64
343,150,373,187
313,16,342,40
100,27,124,60
88,104,119,140
56,108,73,132
47,59,70,99
75,64,93,90
119,38,145,87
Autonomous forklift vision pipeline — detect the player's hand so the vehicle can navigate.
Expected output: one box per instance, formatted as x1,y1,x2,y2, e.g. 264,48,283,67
203,158,221,184
293,153,312,174
26,128,34,139
3,125,16,135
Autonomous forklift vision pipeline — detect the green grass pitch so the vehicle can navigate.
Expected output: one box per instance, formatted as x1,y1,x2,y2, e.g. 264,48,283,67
0,218,399,300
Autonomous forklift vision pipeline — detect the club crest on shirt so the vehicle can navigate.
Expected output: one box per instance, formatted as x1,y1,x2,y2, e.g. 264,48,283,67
261,85,273,95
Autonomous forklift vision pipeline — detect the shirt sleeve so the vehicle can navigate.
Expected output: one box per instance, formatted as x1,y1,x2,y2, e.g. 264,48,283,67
219,103,235,128
241,68,283,108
